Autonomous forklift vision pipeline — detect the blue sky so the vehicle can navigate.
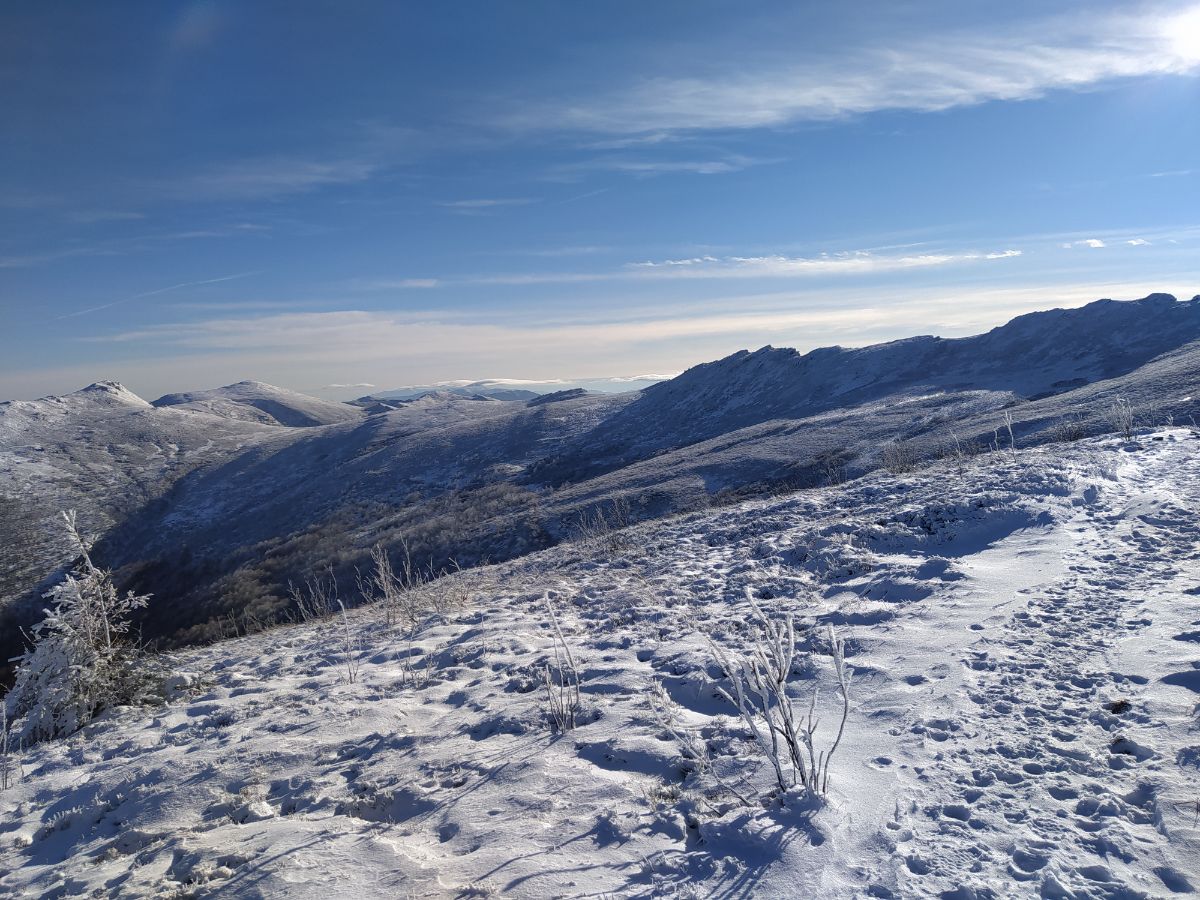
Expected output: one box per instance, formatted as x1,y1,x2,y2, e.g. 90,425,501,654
2,1,1199,400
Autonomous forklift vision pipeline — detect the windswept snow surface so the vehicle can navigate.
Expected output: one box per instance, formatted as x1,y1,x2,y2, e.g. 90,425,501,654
2,433,1199,898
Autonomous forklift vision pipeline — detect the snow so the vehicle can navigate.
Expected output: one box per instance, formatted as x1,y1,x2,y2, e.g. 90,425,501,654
152,381,364,428
6,297,1200,659
2,430,1197,898
0,383,288,648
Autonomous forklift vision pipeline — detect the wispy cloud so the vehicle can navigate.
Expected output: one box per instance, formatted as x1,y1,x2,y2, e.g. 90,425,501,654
582,132,679,150
452,247,1021,286
55,271,263,320
500,7,1200,135
171,157,381,201
551,188,611,205
64,209,146,224
323,382,375,389
572,155,774,177
0,245,121,269
356,278,440,290
523,244,614,257
82,282,1177,366
0,222,269,269
438,198,538,215
149,124,417,202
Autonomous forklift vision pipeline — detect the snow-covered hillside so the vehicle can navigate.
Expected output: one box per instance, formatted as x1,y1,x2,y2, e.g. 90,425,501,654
0,383,287,657
3,431,1197,898
581,293,1200,463
4,295,1200,655
153,381,363,428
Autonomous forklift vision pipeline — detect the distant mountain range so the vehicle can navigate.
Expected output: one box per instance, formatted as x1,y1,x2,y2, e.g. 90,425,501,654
2,293,1197,658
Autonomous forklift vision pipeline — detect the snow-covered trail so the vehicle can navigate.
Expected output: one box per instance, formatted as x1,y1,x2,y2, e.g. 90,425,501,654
885,434,1200,898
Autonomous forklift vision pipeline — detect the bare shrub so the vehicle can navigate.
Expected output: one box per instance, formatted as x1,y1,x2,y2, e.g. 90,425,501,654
708,590,852,801
814,447,854,486
573,497,634,555
940,431,984,470
1050,413,1089,443
289,568,360,684
289,567,340,623
357,539,475,628
1105,397,1135,440
540,596,581,732
646,681,751,808
1003,410,1017,454
334,598,360,685
353,543,480,690
881,439,918,475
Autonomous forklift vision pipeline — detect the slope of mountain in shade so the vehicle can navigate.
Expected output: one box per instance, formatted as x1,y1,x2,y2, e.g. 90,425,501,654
153,380,363,427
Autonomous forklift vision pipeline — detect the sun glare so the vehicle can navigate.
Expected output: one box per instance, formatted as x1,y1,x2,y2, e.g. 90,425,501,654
1166,6,1200,62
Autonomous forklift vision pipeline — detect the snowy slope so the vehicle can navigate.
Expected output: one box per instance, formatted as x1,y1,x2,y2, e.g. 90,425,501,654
364,375,669,402
5,296,1200,654
2,430,1197,898
610,293,1200,450
0,383,286,658
153,381,363,428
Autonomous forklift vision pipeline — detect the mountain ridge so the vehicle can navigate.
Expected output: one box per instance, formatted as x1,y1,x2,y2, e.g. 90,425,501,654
3,293,1199,653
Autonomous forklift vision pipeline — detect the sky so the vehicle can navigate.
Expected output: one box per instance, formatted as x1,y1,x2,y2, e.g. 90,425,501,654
1,1,1199,401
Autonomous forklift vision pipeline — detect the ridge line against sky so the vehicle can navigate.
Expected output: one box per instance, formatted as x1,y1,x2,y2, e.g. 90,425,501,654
1,1,1199,398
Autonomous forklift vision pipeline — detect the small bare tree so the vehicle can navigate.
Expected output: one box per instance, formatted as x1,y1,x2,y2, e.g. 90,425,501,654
289,567,339,623
540,596,581,732
333,598,360,685
708,590,852,800
5,511,153,743
1002,410,1017,455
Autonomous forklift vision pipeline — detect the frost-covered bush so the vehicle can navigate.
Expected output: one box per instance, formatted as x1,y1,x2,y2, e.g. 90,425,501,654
4,511,155,744
881,439,919,475
1050,413,1089,443
0,705,17,790
572,496,634,555
708,590,851,802
539,596,581,732
1105,398,1135,441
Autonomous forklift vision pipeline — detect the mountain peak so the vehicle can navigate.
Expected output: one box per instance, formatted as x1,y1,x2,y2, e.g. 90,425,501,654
229,380,280,390
152,380,361,427
72,381,152,407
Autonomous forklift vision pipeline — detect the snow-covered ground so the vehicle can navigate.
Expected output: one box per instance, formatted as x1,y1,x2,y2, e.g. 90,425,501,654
2,431,1198,898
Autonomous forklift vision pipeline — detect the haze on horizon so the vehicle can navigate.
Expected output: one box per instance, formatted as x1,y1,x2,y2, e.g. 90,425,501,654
2,1,1199,401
